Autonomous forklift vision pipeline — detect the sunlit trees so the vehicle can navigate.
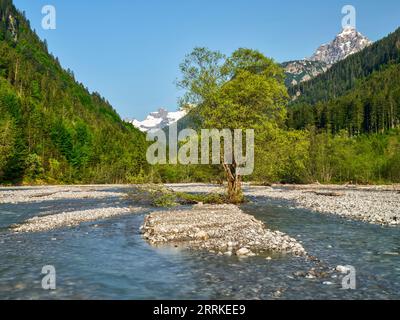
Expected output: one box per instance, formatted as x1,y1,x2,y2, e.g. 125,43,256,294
178,48,288,202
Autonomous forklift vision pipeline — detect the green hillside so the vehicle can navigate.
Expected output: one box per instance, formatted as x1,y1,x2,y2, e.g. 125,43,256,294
288,27,400,133
0,0,148,184
169,31,400,185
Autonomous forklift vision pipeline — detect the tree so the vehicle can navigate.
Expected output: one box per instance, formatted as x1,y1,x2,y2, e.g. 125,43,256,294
0,115,15,178
177,47,288,202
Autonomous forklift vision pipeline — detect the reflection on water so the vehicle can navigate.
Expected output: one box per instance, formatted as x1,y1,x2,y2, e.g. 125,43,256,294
0,193,399,299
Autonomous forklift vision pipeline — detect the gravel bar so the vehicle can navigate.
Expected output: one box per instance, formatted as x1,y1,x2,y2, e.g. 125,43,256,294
0,186,126,204
167,184,400,226
141,204,306,257
12,206,142,233
248,185,400,226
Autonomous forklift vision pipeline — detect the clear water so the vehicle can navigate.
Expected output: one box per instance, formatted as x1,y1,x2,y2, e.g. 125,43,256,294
0,188,399,300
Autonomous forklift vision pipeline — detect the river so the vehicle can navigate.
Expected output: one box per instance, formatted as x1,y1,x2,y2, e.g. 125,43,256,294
0,187,399,299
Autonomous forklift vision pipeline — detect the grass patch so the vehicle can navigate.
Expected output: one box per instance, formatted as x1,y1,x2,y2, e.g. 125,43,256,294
126,184,229,208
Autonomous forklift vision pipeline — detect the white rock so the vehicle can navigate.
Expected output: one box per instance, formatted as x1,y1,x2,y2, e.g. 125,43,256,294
336,265,351,273
236,247,252,256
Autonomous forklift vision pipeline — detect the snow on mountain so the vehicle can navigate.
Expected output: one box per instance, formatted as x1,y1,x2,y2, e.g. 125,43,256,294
128,108,187,132
283,27,372,86
309,27,372,65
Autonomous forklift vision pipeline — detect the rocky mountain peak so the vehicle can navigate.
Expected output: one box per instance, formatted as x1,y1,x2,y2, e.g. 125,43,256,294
283,27,372,87
309,27,372,65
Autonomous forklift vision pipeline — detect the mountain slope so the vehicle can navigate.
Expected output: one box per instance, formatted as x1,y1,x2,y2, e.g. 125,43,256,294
282,60,329,86
283,28,371,87
0,0,148,184
289,27,400,105
287,27,400,134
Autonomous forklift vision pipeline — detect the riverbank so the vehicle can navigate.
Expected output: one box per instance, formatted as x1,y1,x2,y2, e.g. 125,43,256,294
142,204,306,257
167,184,400,226
247,184,400,226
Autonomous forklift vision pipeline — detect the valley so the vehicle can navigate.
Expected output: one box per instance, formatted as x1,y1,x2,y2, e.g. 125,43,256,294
0,0,399,302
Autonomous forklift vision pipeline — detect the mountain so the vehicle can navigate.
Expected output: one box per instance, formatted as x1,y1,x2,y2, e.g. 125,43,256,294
282,60,329,86
0,0,148,184
128,108,187,132
309,27,372,65
283,27,372,87
287,26,400,135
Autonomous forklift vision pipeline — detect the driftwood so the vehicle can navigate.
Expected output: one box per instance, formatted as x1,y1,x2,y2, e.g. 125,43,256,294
29,192,58,198
312,191,345,197
303,191,345,197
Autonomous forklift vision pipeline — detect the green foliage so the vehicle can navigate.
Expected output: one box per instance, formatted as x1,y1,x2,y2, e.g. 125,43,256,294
175,192,227,205
288,64,400,134
177,47,288,201
0,0,148,184
289,27,400,106
1,0,399,187
127,184,228,208
127,184,177,207
24,153,44,181
0,113,15,175
178,47,288,131
288,27,400,135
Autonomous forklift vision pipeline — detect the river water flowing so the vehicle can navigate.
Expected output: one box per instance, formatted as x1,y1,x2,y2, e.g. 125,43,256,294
0,188,399,299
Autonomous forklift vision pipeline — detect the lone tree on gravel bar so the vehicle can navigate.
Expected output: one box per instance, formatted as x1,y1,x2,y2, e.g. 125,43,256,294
177,47,288,203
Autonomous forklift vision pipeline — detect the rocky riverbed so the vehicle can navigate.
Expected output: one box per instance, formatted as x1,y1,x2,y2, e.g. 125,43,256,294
141,204,306,257
168,184,400,226
1,184,399,299
12,206,141,233
1,185,141,233
3,183,399,236
247,184,400,226
0,185,126,204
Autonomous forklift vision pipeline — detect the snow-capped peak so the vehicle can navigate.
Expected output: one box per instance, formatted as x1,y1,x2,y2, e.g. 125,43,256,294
127,108,187,132
309,27,372,65
338,26,356,36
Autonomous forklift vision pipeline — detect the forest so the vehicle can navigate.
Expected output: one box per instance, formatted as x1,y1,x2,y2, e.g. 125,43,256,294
0,0,399,186
0,0,149,184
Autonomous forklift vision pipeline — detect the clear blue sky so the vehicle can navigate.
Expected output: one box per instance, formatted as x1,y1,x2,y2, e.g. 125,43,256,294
13,0,400,120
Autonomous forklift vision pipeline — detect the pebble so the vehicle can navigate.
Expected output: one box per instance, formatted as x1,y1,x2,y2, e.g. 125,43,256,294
236,248,254,257
336,265,351,274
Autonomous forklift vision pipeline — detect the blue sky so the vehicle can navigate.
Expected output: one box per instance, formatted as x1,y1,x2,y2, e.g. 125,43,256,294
13,0,400,120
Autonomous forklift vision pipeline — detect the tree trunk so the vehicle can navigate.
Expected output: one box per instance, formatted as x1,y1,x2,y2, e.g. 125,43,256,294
223,163,243,204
